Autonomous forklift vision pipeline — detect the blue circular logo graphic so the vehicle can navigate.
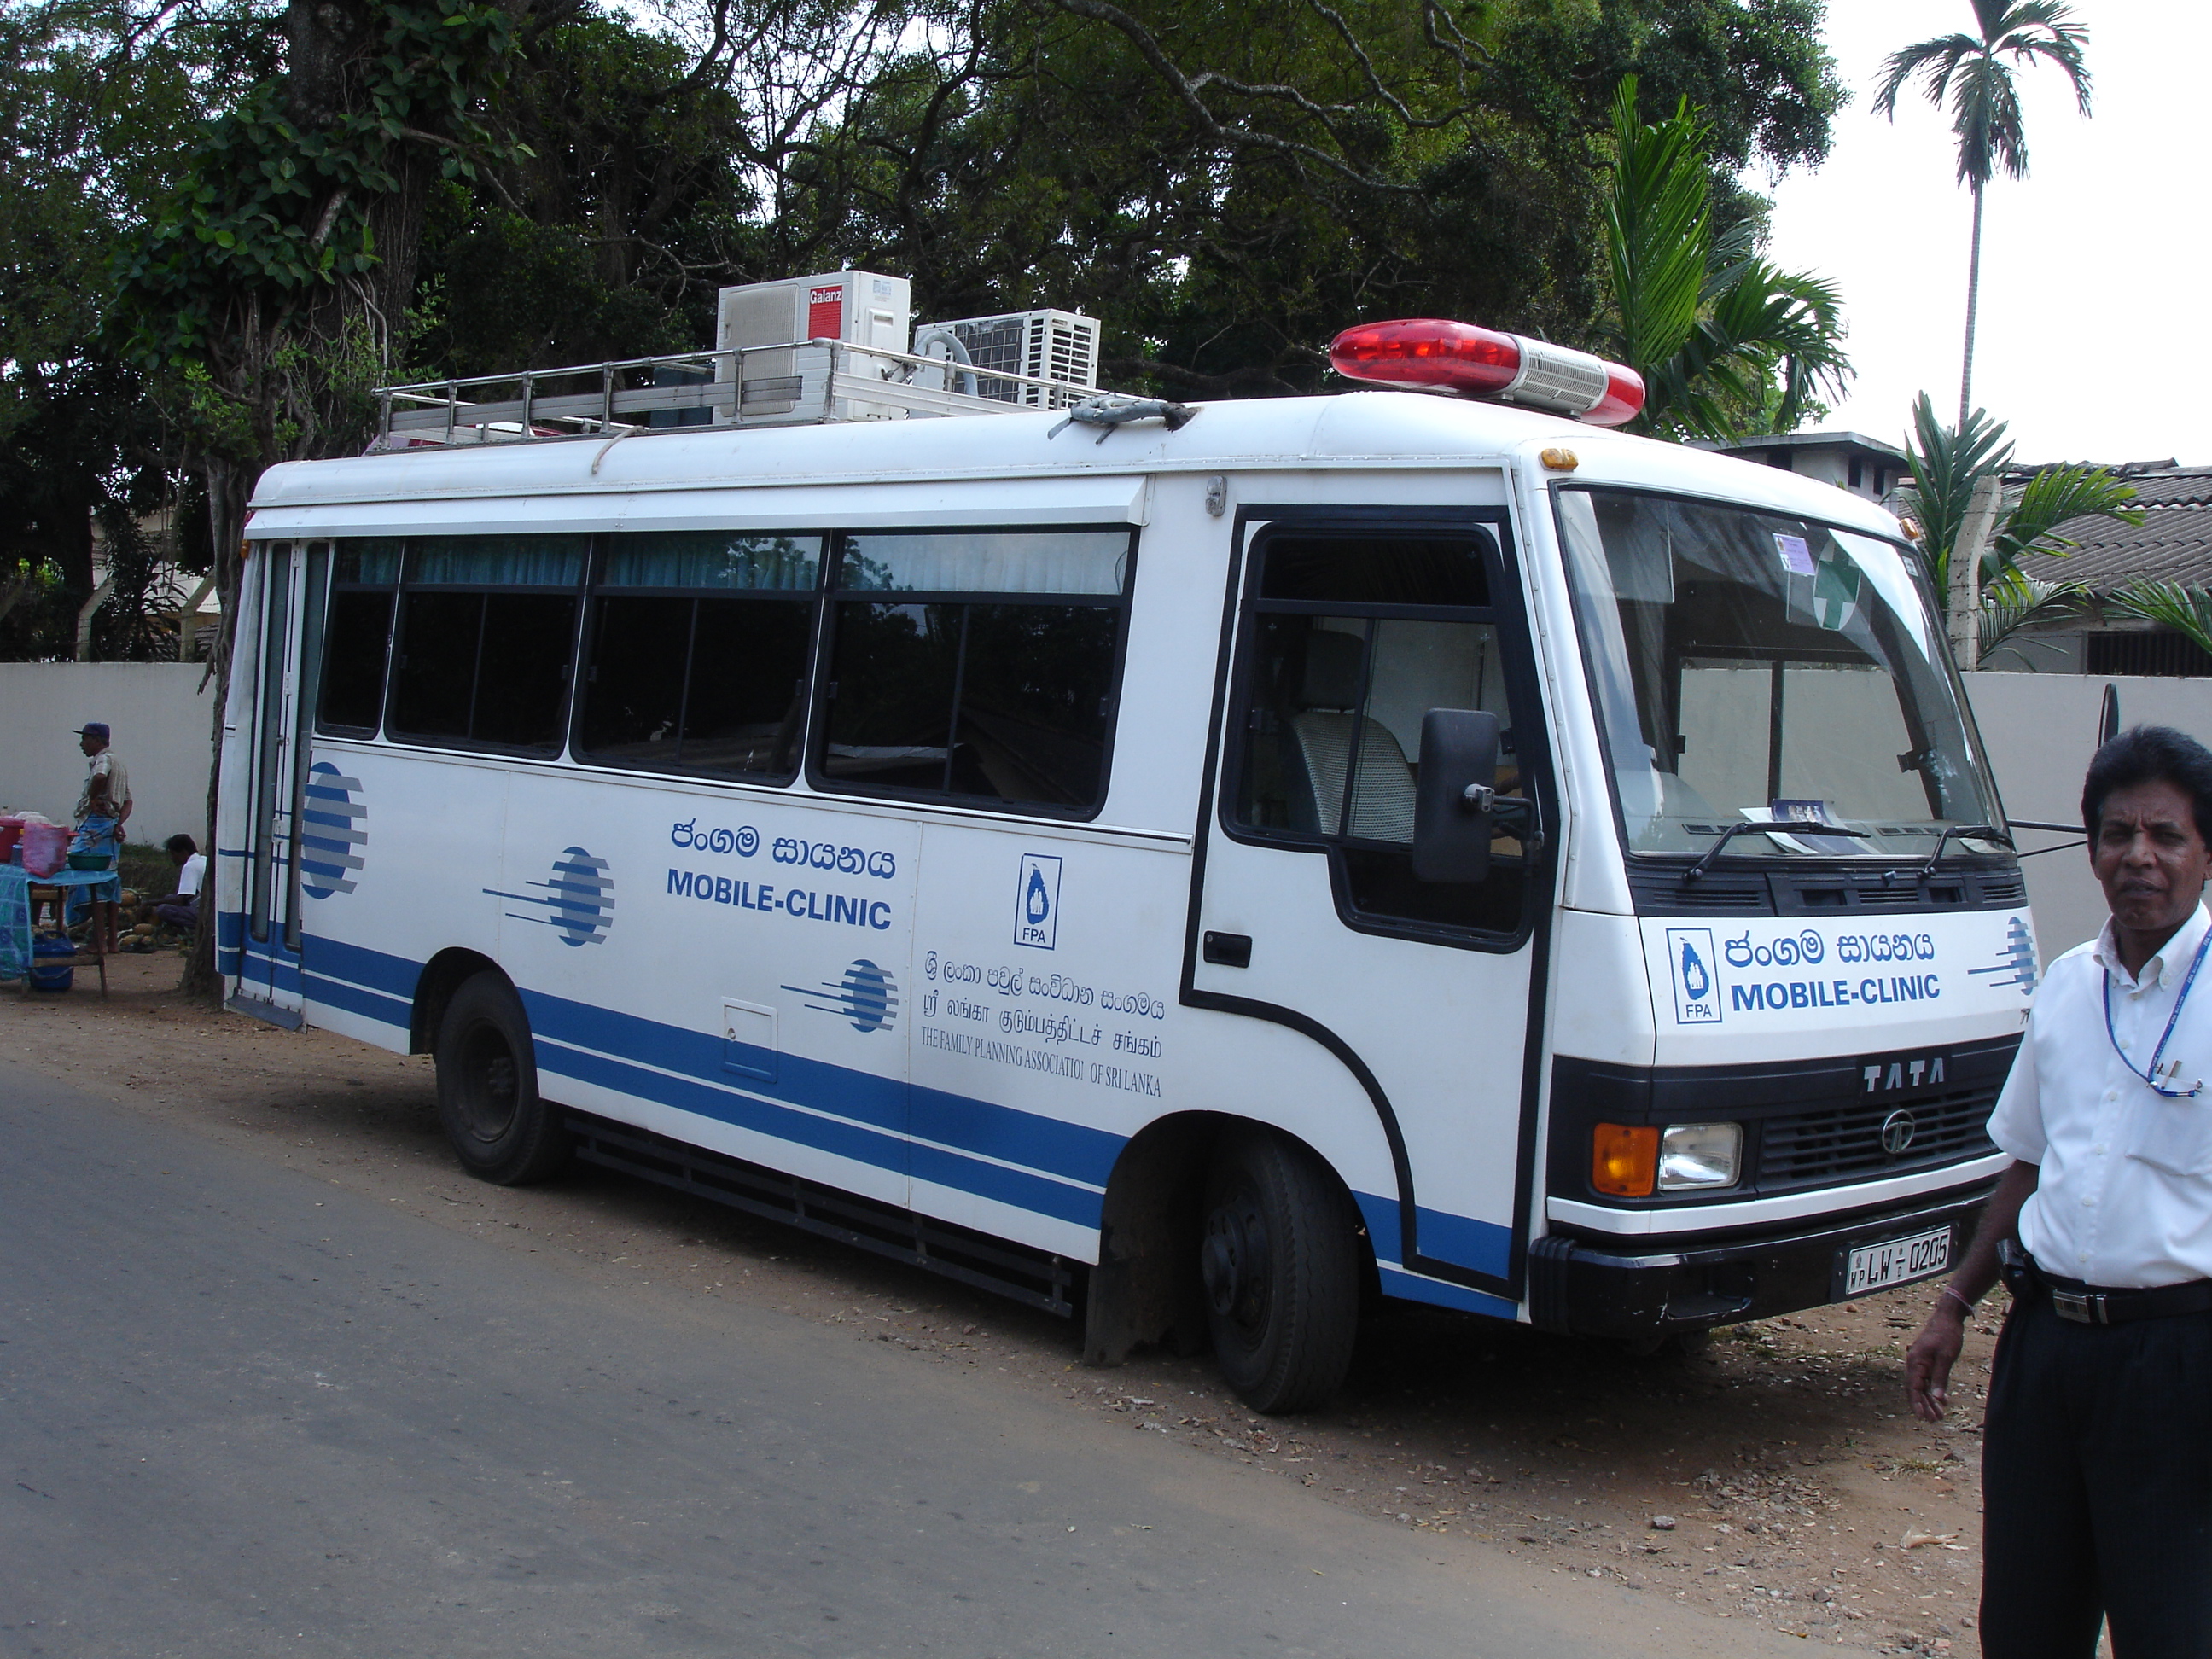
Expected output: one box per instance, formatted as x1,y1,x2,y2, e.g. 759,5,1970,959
841,959,895,1033
299,760,367,899
548,847,614,947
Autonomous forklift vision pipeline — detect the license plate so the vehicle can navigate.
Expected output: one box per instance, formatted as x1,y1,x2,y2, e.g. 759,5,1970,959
1842,1225,1953,1296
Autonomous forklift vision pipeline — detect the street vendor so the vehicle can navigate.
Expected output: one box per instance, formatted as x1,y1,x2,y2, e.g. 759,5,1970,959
70,720,131,952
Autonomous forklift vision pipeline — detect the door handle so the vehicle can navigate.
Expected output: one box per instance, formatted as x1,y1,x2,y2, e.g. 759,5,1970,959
1203,932,1253,968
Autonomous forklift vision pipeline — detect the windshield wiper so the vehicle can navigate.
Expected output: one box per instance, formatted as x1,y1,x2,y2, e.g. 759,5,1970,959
1919,823,2015,876
1685,819,1871,882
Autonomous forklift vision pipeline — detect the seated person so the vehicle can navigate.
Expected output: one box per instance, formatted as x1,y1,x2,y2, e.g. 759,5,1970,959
153,834,207,932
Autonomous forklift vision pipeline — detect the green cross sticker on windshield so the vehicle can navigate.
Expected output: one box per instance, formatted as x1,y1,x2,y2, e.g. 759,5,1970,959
1812,549,1861,632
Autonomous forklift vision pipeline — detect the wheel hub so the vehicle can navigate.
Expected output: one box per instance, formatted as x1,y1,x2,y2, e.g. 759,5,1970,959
1202,1195,1272,1331
457,1023,520,1142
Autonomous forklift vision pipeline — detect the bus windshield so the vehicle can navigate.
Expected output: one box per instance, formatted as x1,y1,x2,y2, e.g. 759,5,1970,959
1556,486,2001,859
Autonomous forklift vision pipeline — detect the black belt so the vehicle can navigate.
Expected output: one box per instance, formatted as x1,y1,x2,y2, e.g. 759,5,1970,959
2000,1242,2212,1325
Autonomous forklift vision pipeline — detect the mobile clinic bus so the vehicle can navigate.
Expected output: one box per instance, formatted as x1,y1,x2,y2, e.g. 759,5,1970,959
218,282,2039,1411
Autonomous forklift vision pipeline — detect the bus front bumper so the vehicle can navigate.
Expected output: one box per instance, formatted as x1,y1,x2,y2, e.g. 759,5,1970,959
1526,1182,1994,1341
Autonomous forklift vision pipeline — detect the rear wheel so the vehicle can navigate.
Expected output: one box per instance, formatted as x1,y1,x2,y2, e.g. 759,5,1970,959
1199,1127,1361,1412
434,971,569,1185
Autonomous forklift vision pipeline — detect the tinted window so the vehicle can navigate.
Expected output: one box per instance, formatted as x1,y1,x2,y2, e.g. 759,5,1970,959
1260,536,1487,606
387,536,585,754
574,533,822,780
1234,531,1528,934
818,529,1133,812
317,538,400,733
390,591,483,740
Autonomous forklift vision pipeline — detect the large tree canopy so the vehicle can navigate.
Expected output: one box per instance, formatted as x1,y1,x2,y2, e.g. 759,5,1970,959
3,0,1846,656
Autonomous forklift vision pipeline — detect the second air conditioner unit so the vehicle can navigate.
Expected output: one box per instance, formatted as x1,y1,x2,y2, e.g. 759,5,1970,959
925,310,1102,406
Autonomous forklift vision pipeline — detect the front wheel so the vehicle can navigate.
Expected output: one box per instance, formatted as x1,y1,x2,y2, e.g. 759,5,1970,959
434,971,570,1185
1199,1128,1362,1412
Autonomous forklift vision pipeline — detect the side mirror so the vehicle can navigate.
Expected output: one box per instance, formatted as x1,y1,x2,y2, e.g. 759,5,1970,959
1413,708,1501,884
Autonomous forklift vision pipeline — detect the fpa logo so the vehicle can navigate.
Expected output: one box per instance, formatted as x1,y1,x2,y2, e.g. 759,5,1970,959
1015,853,1062,950
299,760,366,899
784,959,899,1033
1665,927,1722,1024
485,846,614,947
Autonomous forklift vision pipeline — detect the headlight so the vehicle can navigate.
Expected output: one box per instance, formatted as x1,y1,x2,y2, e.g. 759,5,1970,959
1657,1122,1741,1190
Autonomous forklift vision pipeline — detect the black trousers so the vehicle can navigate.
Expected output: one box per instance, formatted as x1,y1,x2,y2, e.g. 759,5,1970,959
1982,1294,2212,1658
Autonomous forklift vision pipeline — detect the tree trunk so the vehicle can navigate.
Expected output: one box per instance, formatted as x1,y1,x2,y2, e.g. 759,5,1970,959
179,457,253,1002
1958,183,1984,432
1947,472,2004,672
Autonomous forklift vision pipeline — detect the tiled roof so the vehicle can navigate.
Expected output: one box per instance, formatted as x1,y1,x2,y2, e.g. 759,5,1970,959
2013,464,2212,590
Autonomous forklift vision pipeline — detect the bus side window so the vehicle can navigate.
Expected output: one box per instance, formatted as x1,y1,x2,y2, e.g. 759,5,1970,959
1231,532,1528,936
576,533,822,781
387,536,586,754
317,539,401,734
814,528,1134,815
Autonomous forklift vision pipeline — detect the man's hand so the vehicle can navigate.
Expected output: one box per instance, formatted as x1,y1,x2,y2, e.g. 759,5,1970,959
1905,1300,1967,1422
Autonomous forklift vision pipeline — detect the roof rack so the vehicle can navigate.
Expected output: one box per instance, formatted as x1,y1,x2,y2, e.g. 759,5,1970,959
370,338,1106,451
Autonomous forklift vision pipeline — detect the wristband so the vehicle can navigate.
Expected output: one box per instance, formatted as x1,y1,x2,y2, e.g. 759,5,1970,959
1939,1285,1977,1318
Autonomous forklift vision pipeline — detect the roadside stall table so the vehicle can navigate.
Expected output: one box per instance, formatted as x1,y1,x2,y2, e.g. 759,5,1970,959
0,864,113,999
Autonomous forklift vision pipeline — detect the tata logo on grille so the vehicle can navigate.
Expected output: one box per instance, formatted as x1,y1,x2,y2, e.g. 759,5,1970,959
1861,1055,1947,1092
1880,1109,1918,1155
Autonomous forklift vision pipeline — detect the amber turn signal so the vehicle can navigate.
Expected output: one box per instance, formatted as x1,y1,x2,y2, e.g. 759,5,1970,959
1591,1122,1660,1197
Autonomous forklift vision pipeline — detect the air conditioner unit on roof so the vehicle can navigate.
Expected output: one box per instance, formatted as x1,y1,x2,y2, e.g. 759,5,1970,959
928,310,1101,407
714,270,912,420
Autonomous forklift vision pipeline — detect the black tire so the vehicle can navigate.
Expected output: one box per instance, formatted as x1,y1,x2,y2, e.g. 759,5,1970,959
434,971,569,1185
1198,1127,1362,1412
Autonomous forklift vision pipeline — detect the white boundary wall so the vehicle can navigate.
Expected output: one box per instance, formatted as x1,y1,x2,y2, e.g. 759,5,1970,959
0,663,217,848
0,661,2199,960
1965,673,2212,960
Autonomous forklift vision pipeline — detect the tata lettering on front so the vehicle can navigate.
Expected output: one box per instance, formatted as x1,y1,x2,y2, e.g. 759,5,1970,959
218,310,2029,1411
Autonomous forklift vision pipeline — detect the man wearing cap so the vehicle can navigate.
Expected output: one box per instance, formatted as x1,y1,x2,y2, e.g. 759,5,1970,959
72,720,131,951
1905,724,2212,1659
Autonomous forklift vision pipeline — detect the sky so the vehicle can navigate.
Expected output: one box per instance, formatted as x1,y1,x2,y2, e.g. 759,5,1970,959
1757,1,2209,465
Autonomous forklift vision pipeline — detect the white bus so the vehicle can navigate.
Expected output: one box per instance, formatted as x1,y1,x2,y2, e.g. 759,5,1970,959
218,317,2036,1410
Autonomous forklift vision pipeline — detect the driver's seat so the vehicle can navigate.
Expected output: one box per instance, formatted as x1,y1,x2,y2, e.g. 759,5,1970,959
1286,631,1417,841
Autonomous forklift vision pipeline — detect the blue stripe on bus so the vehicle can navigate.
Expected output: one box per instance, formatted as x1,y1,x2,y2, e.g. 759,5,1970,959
228,925,1512,1295
536,1034,917,1187
521,989,909,1137
304,972,411,1031
259,932,1113,1208
1414,1206,1514,1279
240,948,304,992
907,1084,1120,1189
301,932,421,998
533,1035,1103,1230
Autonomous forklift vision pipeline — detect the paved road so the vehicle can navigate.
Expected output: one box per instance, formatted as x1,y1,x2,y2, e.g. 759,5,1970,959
0,1062,1786,1658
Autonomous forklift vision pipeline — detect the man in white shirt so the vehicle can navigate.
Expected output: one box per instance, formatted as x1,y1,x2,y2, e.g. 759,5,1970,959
1906,725,2212,1659
153,835,207,933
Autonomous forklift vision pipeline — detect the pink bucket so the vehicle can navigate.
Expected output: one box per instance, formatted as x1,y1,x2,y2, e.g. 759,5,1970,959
20,822,70,876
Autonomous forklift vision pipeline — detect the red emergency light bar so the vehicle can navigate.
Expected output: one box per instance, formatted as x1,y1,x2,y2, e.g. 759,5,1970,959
1328,318,1644,427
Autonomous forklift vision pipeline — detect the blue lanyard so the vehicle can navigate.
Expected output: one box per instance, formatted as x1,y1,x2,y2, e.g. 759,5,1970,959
2104,928,2212,1098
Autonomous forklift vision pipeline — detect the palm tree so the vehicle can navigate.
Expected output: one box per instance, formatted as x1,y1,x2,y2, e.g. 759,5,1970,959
1873,2,2092,430
1603,78,1850,442
1893,391,2141,664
